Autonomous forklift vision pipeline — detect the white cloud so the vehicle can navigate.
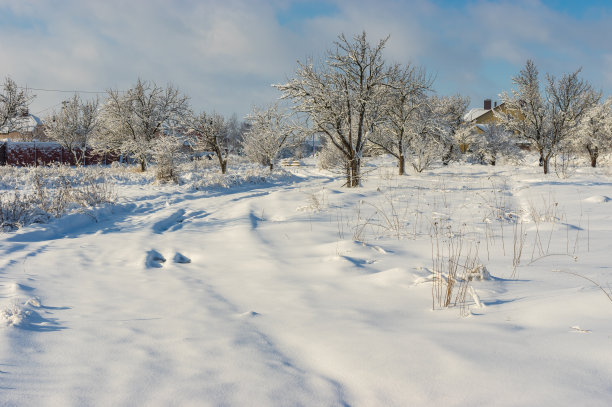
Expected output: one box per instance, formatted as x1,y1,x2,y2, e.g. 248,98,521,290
1,0,611,118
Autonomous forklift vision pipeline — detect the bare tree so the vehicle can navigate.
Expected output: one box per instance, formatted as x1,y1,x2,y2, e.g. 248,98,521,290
276,31,389,187
242,103,297,171
188,111,229,174
0,77,34,133
369,63,433,175
44,94,100,166
99,79,189,171
499,60,599,174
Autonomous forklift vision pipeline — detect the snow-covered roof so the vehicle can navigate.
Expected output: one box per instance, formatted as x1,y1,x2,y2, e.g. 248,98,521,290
0,114,42,133
463,108,489,122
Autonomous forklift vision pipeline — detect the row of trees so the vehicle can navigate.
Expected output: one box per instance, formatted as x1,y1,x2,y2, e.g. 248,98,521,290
277,33,612,182
3,32,612,183
1,77,249,175
498,60,607,173
275,33,473,185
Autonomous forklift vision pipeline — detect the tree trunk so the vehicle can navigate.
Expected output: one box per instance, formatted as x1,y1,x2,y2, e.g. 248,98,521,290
587,145,598,168
538,150,544,167
542,157,549,174
398,155,405,175
348,158,360,187
72,150,83,167
442,145,454,165
217,154,226,174
345,161,351,187
140,158,147,172
269,163,274,172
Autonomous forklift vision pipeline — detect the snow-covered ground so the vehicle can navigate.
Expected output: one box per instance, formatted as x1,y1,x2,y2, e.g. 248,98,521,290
1,157,611,406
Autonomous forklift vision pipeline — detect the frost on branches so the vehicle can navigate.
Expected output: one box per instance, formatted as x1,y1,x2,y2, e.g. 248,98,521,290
404,95,469,172
473,121,517,166
242,103,297,171
0,77,34,133
44,94,100,166
369,63,433,175
276,32,389,187
575,98,612,167
98,79,189,172
498,60,599,174
432,95,470,166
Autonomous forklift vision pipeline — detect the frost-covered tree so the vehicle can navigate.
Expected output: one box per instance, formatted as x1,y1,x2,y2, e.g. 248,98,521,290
276,32,389,187
433,95,470,165
44,94,100,165
474,122,517,166
575,98,612,167
499,60,599,174
404,95,469,172
99,79,189,171
188,111,229,173
405,101,441,172
150,133,184,183
369,63,433,175
242,103,297,171
0,77,34,133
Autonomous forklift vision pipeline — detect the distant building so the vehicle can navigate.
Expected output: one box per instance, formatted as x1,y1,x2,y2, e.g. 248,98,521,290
463,98,507,131
0,110,47,141
462,98,528,152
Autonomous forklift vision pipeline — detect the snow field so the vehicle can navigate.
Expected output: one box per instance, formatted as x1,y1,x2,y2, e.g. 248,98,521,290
1,158,612,406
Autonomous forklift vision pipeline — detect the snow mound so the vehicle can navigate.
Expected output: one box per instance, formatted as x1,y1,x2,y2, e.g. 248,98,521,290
2,304,31,327
583,195,610,203
465,264,491,281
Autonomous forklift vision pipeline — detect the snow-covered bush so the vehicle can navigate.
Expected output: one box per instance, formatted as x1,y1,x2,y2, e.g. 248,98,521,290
317,141,346,171
0,190,48,231
242,103,298,171
0,166,116,231
151,135,184,183
474,122,519,166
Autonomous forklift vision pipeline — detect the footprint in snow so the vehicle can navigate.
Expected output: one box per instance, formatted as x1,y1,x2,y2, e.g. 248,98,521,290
146,250,166,268
173,252,191,264
152,209,186,234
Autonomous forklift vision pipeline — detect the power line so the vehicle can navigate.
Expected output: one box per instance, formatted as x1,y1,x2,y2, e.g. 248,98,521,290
18,86,126,94
33,101,66,116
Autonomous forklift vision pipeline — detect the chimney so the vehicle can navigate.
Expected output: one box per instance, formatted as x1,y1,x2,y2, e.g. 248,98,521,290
484,99,492,110
494,101,498,108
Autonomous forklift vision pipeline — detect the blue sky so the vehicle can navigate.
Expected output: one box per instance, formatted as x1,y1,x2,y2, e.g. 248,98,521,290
1,0,611,118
